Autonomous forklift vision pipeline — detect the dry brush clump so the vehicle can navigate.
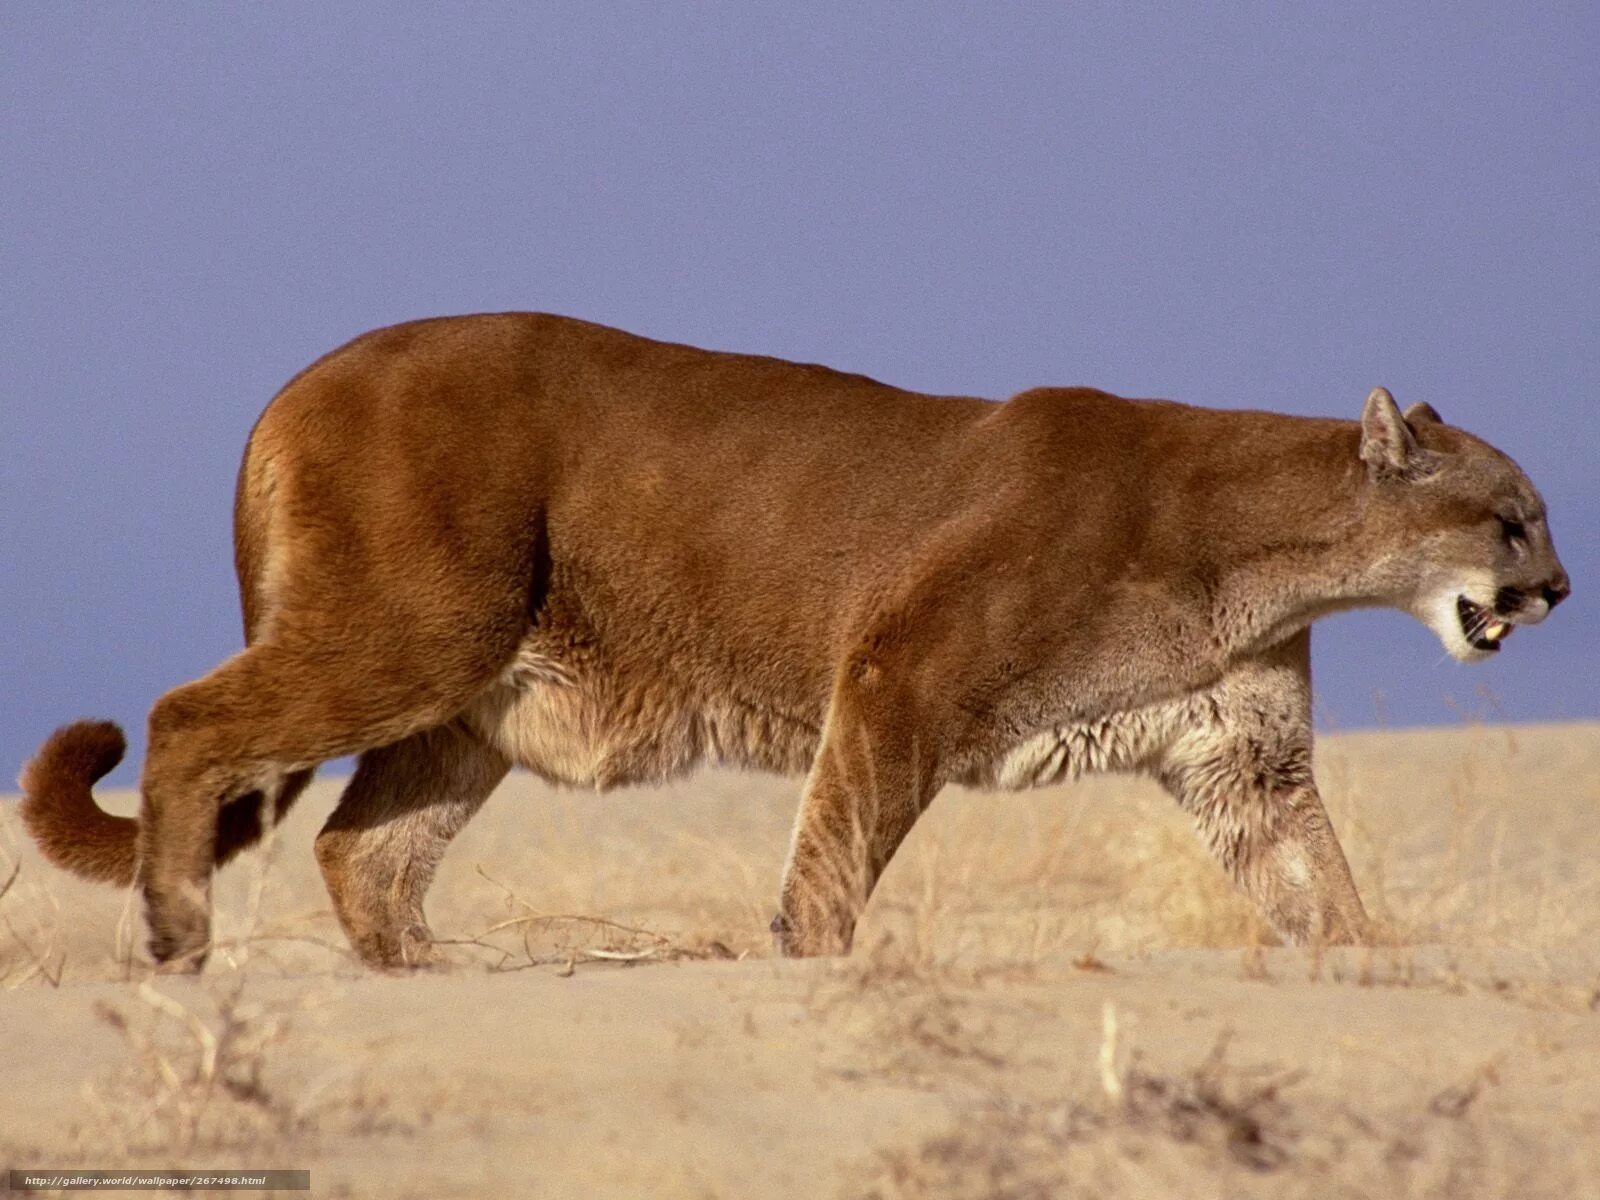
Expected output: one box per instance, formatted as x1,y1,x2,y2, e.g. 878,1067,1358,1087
74,970,465,1164
861,1022,1303,1200
858,1010,1574,1200
800,922,1044,1093
56,797,423,1162
430,865,743,973
82,976,301,1156
71,809,322,1158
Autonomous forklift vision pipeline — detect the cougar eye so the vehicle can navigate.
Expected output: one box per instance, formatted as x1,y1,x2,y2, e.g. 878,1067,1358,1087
1498,515,1527,545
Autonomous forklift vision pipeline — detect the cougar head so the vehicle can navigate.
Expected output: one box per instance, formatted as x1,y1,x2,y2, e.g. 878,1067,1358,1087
1357,387,1570,663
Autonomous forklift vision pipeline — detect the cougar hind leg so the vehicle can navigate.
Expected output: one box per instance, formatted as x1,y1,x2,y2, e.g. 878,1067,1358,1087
315,723,510,969
137,332,549,970
139,624,520,970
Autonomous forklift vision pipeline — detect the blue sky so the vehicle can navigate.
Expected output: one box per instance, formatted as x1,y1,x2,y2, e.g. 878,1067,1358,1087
3,4,1595,784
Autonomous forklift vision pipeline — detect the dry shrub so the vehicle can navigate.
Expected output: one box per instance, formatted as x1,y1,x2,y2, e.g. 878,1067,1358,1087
858,1024,1561,1200
805,935,1010,1087
82,976,307,1156
862,1027,1302,1200
71,806,325,1156
77,971,455,1163
432,866,742,972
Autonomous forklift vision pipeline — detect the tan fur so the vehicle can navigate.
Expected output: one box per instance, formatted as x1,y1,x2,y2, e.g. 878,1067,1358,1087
18,315,1570,969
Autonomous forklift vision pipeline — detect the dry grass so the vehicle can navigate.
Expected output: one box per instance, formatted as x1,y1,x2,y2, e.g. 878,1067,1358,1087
0,807,65,987
4,722,1598,1198
805,936,1012,1088
67,806,324,1159
856,1028,1544,1200
63,969,470,1170
434,865,744,971
83,976,302,1155
434,776,781,963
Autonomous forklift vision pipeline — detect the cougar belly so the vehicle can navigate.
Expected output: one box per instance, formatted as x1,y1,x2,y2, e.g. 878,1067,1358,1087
461,643,821,790
961,695,1209,791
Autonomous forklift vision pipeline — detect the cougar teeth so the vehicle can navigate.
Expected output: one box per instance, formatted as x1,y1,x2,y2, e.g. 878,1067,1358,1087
1484,621,1510,642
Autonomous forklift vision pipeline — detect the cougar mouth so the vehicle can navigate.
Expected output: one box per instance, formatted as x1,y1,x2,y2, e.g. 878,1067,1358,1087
1457,596,1512,652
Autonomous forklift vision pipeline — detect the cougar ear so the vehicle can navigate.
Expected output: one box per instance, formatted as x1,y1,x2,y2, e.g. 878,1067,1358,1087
1403,401,1443,426
1361,387,1437,481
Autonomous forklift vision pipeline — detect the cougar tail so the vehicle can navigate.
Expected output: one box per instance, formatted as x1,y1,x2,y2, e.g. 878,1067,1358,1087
20,720,311,889
18,720,138,887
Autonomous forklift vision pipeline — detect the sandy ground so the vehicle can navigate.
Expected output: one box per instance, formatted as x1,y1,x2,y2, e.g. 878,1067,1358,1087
3,721,1598,1198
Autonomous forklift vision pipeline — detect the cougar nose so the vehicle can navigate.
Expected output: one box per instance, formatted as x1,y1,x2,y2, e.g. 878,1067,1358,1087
1543,577,1571,609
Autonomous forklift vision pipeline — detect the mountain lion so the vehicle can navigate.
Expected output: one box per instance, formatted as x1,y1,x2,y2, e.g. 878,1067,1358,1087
20,314,1570,970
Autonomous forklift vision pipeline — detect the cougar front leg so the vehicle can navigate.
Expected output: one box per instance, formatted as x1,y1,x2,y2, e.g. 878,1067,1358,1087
775,651,942,957
1170,769,1371,944
1159,631,1373,945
